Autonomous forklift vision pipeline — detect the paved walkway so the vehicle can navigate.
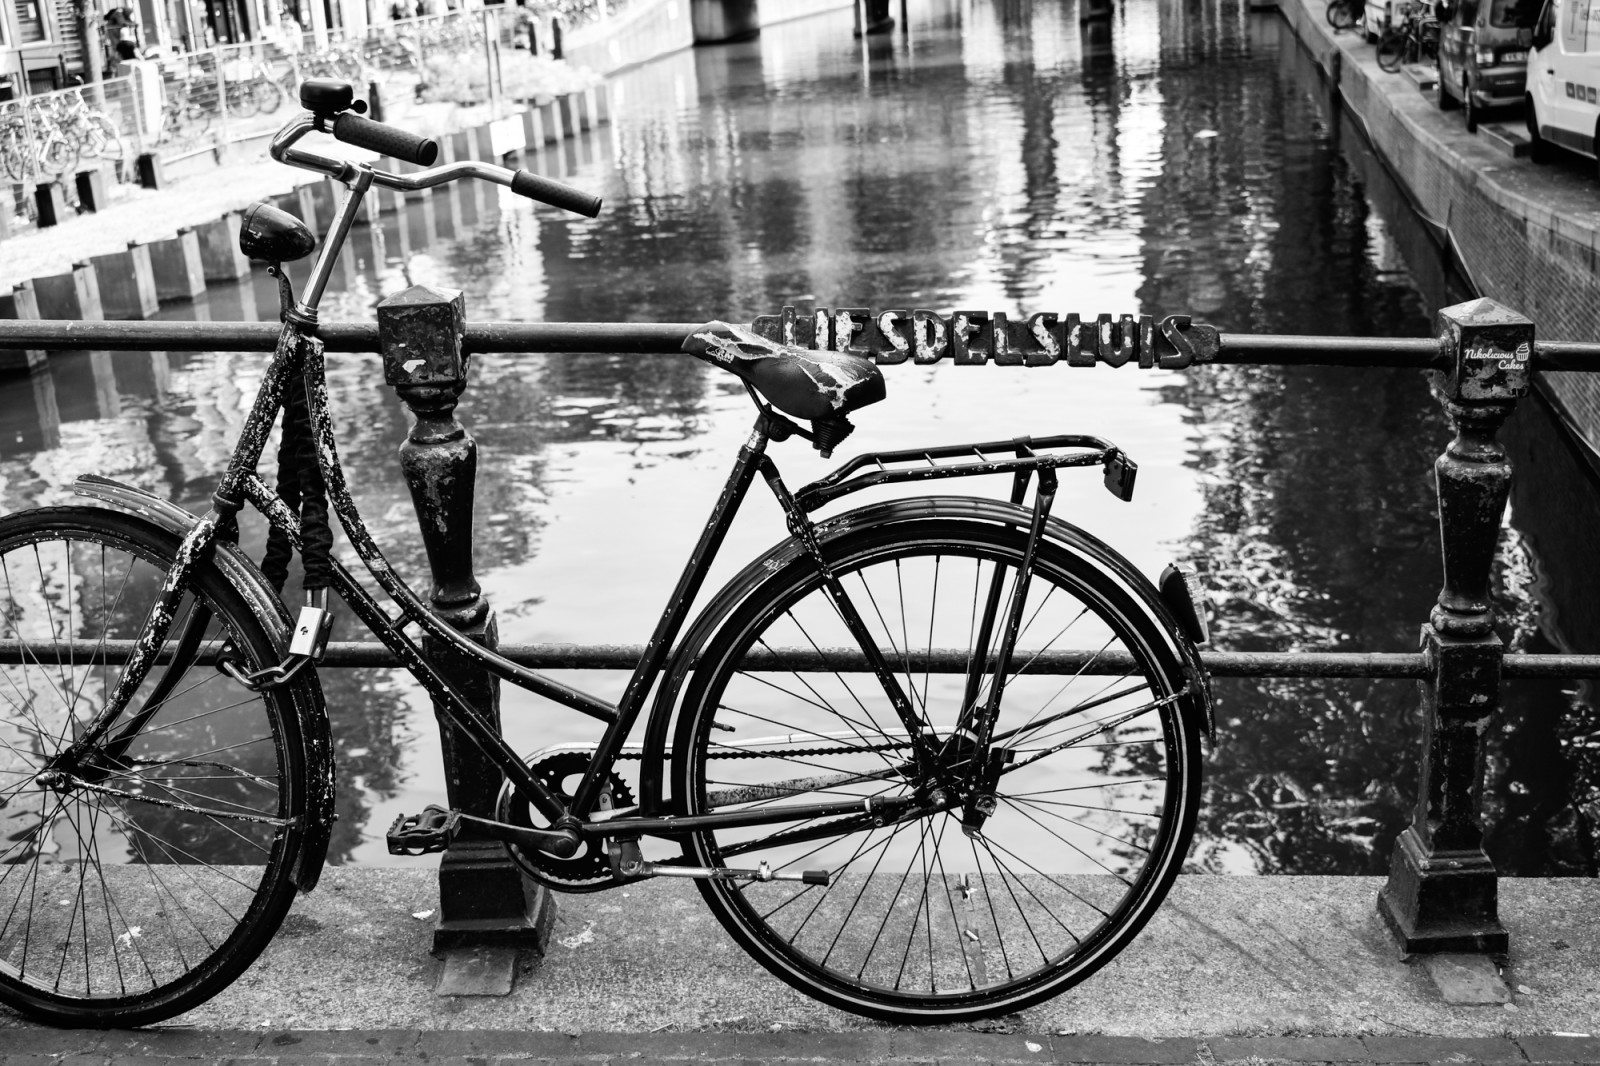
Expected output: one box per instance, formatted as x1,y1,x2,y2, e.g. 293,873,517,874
7,1028,1600,1065
3,873,1599,1063
0,95,468,293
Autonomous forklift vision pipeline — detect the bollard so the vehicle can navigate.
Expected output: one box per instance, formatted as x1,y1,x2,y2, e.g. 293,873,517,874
377,285,554,956
537,98,563,143
0,281,47,372
135,152,165,190
404,192,437,253
433,142,464,240
296,182,321,226
75,167,111,213
556,94,577,141
34,182,67,228
471,124,497,162
147,227,207,302
316,178,342,222
195,213,253,280
376,157,407,215
1377,298,1530,955
89,243,159,319
33,262,103,321
521,107,544,151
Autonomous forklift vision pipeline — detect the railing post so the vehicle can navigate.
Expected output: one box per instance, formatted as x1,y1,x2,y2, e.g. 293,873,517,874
1377,297,1531,955
378,284,554,959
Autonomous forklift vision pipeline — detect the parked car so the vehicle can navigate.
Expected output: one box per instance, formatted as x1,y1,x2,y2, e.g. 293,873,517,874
1525,0,1600,172
1436,0,1534,131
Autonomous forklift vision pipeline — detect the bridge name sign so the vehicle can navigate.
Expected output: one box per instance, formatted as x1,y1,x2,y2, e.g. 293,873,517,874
747,307,1217,369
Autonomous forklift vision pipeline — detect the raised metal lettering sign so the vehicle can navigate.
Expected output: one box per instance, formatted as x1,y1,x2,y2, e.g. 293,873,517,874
747,307,1218,369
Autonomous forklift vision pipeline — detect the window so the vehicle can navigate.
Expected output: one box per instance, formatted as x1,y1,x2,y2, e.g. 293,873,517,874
1563,0,1590,49
1489,0,1530,25
12,0,47,42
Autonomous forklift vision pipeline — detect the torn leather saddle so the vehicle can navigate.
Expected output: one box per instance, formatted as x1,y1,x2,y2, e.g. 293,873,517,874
682,321,887,425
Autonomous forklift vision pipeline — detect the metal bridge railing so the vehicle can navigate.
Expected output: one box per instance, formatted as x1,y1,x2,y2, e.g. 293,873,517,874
0,294,1589,957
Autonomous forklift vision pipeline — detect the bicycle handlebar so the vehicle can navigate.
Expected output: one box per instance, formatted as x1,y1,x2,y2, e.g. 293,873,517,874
331,112,438,166
269,112,602,218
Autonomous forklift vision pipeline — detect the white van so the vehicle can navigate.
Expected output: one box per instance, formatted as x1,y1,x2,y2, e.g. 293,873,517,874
1526,0,1600,172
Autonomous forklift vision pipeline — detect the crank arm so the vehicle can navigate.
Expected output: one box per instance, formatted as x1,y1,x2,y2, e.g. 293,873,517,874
456,811,581,858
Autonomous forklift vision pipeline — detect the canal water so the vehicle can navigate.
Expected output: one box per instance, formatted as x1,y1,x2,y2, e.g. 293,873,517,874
2,0,1596,874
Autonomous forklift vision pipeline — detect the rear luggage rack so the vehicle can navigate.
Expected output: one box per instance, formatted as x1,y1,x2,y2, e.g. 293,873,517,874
794,433,1137,512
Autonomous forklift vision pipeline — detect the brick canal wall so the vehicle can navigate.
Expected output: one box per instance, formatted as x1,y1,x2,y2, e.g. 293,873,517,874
1277,0,1600,451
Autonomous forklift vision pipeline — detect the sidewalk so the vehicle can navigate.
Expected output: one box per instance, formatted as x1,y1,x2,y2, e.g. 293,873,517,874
0,94,468,294
2,873,1598,1063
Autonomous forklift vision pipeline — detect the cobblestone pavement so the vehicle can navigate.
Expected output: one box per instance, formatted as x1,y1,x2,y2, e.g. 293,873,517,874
4,1029,1600,1066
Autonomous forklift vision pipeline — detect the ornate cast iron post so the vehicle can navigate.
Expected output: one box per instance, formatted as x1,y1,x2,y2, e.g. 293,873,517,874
378,284,554,954
1377,298,1531,955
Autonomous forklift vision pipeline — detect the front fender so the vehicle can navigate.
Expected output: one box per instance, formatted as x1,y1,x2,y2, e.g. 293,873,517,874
72,474,337,894
637,495,1215,814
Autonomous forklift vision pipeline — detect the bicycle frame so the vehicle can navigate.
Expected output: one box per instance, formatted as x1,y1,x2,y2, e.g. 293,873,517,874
59,122,1138,865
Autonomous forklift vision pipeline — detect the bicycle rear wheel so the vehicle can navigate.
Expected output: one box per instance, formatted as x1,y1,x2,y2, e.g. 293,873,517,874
1326,0,1356,28
1376,28,1406,72
0,506,315,1027
671,515,1202,1022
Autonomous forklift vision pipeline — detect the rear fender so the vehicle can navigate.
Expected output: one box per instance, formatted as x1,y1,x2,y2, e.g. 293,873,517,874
72,474,337,893
637,495,1216,813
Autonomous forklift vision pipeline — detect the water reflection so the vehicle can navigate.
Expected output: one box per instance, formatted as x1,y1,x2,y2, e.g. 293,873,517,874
0,0,1592,873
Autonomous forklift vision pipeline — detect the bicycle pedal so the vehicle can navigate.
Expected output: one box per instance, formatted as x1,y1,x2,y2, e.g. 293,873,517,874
386,804,461,855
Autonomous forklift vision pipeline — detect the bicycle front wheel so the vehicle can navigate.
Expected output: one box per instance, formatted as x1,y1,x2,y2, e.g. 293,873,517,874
672,516,1202,1022
0,506,315,1027
37,135,77,178
85,114,125,162
253,76,284,114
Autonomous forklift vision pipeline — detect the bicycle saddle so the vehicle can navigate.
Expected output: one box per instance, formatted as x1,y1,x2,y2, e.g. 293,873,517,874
682,321,886,426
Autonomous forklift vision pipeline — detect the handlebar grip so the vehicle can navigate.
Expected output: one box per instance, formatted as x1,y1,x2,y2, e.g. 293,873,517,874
510,169,602,217
330,112,438,166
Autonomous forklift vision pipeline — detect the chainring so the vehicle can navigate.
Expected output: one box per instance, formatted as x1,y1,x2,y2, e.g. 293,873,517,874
496,749,635,893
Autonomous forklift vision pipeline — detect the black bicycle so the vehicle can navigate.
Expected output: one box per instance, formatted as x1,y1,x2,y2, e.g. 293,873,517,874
1377,3,1438,72
0,80,1213,1028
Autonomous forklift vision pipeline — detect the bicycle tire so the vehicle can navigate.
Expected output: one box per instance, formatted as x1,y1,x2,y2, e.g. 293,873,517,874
38,134,77,177
253,76,284,114
0,129,27,182
85,114,125,162
1326,0,1356,28
0,506,316,1028
670,513,1202,1023
1376,28,1406,72
225,82,260,120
